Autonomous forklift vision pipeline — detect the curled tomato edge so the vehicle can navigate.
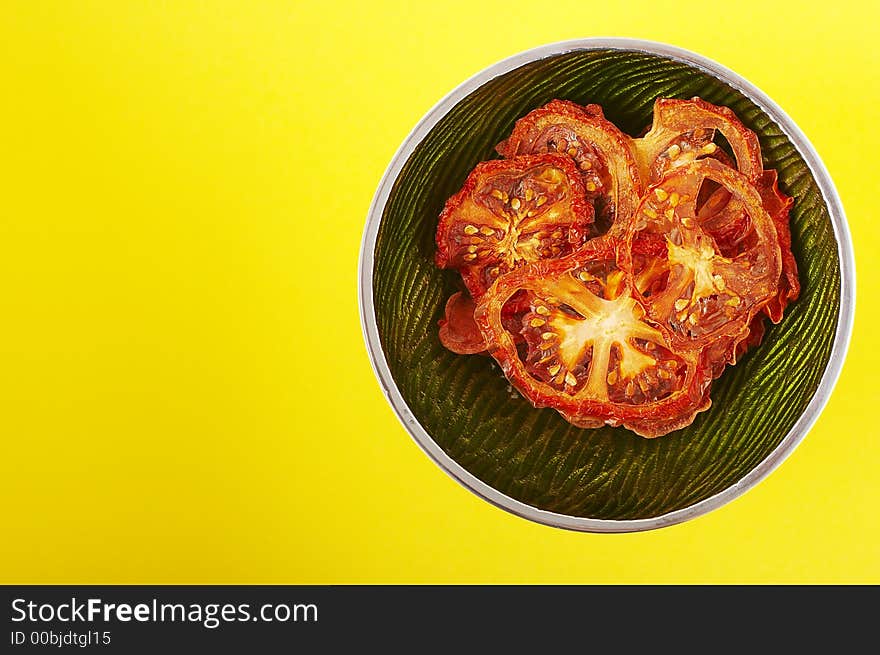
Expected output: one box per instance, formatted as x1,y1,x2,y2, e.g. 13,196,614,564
757,169,800,323
438,291,487,355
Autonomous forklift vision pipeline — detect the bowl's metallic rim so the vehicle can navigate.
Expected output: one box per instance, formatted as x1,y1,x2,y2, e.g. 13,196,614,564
357,37,855,533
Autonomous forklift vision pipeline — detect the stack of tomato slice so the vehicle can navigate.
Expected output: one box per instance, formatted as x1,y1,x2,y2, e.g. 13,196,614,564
434,98,799,437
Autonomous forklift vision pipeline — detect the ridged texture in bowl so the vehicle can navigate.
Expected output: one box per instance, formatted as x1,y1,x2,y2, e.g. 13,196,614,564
372,49,839,520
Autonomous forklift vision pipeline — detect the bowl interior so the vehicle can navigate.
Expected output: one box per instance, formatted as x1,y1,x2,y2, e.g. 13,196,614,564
371,48,840,521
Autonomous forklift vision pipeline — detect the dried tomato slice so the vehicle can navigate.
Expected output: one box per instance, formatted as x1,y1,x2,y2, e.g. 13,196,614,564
736,315,767,360
629,159,782,367
473,238,713,437
435,153,594,299
757,170,799,322
631,97,763,184
495,100,642,232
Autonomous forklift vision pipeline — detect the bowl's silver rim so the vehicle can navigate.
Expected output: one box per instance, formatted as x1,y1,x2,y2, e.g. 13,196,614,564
357,37,855,533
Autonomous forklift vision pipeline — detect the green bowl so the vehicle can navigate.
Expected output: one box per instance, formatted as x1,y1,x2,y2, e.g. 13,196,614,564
359,39,854,531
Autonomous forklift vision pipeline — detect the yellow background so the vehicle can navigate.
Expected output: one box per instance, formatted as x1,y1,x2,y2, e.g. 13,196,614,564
1,1,876,584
